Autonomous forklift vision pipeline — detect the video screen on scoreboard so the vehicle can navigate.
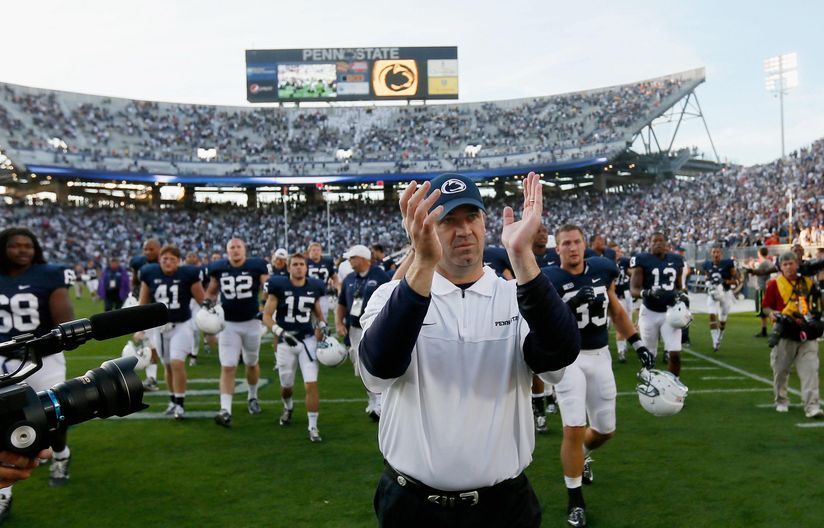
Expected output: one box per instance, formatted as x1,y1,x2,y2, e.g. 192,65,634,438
246,47,458,103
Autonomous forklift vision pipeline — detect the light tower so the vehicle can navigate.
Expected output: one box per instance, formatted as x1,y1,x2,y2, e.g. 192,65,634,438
764,52,798,158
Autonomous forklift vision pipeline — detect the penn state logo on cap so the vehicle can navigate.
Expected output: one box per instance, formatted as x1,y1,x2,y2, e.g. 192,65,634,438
426,173,486,220
441,178,467,195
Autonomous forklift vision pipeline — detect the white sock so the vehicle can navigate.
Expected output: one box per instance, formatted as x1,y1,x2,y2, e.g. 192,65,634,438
282,397,294,410
146,363,158,380
247,384,258,400
174,392,185,400
617,340,627,353
308,412,318,429
711,328,719,345
0,487,11,499
583,445,592,458
220,394,233,413
564,476,583,488
53,446,70,459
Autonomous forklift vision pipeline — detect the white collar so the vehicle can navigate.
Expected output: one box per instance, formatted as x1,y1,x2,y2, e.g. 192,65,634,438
431,266,497,297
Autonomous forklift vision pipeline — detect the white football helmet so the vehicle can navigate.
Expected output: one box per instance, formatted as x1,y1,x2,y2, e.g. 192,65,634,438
316,336,348,367
121,340,152,371
195,305,225,334
636,368,688,416
122,294,140,309
666,301,693,329
710,284,725,302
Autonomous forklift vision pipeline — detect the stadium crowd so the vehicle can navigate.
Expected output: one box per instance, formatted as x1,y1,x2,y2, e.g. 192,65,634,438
0,75,690,176
1,138,822,267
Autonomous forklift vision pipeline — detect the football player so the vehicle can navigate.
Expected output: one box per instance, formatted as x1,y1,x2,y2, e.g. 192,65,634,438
306,242,339,320
702,246,739,352
0,227,77,519
611,243,634,362
630,232,687,377
262,253,326,442
206,239,269,427
543,224,654,528
587,234,616,260
138,245,205,420
371,243,397,272
482,246,514,279
130,239,161,390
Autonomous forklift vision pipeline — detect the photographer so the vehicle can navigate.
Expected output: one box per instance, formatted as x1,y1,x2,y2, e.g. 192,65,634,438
0,227,76,522
762,251,824,418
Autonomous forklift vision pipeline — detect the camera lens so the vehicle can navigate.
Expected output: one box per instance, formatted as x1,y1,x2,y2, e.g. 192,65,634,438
38,356,148,428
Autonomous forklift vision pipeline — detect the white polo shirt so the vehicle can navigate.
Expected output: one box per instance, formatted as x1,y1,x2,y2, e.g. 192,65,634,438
360,266,562,491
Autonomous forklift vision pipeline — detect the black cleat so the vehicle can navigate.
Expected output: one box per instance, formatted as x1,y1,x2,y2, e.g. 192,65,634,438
567,506,587,527
214,409,232,428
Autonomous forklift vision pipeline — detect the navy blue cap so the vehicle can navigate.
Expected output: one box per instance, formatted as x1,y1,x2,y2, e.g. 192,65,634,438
426,173,486,220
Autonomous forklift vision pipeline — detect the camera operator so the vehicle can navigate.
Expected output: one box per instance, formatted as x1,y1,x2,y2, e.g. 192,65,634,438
0,449,52,490
0,227,76,521
762,251,824,418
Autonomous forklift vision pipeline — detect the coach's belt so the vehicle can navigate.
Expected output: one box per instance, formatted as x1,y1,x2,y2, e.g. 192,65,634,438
383,461,522,508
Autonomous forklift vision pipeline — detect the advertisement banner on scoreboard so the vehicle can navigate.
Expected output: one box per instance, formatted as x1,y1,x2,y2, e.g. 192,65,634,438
245,47,458,102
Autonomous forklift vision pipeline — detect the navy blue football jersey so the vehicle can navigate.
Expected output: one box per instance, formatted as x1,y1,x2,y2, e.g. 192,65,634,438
263,276,325,338
0,264,73,346
139,264,201,323
483,247,513,278
630,252,685,312
129,255,154,275
307,256,336,285
535,248,560,268
542,257,618,350
208,258,268,322
702,259,735,290
199,265,210,290
615,256,631,295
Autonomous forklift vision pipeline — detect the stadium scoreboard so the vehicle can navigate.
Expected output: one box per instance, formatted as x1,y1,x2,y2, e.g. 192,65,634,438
245,47,458,103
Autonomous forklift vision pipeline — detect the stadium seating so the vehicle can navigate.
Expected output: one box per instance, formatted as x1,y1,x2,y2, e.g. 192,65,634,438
2,138,821,264
0,71,701,178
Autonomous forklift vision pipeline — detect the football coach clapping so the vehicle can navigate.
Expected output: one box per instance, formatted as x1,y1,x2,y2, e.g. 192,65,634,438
358,171,580,527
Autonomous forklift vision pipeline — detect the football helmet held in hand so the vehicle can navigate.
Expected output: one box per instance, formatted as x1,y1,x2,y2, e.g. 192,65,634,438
195,304,225,334
316,336,348,367
636,368,688,416
666,301,693,329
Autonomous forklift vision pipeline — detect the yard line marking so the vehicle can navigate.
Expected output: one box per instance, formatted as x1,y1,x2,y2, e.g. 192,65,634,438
796,422,824,428
682,347,801,396
756,403,802,408
700,376,746,381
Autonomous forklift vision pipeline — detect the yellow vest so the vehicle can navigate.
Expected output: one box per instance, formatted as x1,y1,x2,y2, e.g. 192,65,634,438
776,275,813,316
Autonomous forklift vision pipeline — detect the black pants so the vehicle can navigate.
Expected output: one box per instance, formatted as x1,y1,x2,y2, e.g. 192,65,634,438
374,470,541,528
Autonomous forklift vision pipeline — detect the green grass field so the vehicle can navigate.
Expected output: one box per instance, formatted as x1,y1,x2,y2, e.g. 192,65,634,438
6,295,824,527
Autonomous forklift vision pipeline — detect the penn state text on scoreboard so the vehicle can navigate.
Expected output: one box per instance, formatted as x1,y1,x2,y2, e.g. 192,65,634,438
245,47,458,103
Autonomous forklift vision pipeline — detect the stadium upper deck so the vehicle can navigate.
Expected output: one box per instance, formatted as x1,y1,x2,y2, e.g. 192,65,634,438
0,69,703,184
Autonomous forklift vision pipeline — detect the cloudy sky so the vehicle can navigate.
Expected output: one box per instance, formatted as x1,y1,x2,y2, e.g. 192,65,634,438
3,0,822,165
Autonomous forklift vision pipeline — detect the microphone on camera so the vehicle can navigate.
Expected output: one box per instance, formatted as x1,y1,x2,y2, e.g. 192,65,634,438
52,303,170,350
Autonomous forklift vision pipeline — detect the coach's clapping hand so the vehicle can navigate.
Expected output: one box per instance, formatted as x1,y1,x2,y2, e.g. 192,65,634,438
400,181,442,267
